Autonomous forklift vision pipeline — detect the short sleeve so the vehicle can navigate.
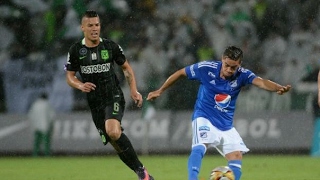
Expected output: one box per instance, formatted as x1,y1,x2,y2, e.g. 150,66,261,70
185,63,201,81
66,44,80,72
110,41,126,65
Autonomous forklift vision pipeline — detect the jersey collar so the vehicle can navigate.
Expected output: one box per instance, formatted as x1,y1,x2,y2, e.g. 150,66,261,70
81,38,103,45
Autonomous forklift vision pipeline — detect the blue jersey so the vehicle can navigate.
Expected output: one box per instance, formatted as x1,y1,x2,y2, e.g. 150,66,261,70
185,60,257,131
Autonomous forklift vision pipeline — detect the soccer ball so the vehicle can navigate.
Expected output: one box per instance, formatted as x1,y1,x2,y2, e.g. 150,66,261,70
209,166,234,180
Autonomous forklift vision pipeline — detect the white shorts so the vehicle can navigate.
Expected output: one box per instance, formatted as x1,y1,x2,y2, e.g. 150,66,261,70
192,117,249,156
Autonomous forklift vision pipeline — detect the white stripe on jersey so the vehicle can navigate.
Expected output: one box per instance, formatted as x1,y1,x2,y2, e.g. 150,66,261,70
198,61,218,69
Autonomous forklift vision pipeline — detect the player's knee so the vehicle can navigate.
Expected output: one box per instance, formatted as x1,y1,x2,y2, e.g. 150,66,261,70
106,129,121,140
191,144,207,157
225,151,242,160
105,119,122,140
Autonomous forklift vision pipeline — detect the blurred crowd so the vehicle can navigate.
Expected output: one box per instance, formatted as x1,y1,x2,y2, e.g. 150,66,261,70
0,0,320,112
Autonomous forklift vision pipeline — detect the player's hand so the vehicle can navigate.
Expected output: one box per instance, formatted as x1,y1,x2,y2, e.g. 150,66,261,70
147,90,161,101
277,85,291,95
79,82,96,93
131,91,143,108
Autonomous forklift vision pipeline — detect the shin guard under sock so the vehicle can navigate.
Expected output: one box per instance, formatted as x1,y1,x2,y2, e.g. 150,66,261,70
188,144,206,180
118,150,135,171
228,160,242,180
115,133,143,171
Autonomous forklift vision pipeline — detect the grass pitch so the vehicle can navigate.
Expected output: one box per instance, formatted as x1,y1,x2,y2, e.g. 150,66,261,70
0,154,319,180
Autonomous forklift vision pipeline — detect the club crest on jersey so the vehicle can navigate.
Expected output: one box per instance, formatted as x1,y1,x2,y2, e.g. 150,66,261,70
214,94,231,109
230,80,237,88
79,48,87,55
200,132,207,138
101,50,109,61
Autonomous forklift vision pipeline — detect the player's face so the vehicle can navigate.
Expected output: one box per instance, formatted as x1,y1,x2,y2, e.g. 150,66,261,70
221,56,241,78
81,17,101,44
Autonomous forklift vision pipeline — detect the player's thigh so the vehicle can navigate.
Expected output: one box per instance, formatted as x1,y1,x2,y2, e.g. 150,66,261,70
191,117,221,146
217,128,249,155
90,102,124,143
104,101,125,137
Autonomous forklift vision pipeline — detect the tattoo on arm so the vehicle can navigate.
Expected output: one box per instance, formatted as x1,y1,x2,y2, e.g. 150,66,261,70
124,69,133,86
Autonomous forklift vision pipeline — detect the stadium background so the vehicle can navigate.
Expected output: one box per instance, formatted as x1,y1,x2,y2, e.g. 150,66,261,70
0,0,319,155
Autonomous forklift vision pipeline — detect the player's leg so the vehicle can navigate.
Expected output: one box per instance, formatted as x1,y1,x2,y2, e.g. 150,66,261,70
225,151,243,180
106,119,143,169
106,119,153,180
43,128,52,156
33,131,42,156
91,107,141,172
104,100,144,172
188,117,218,180
104,100,154,180
218,127,249,180
188,144,207,180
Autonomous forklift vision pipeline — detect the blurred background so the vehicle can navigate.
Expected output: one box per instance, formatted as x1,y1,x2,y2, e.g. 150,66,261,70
0,0,319,156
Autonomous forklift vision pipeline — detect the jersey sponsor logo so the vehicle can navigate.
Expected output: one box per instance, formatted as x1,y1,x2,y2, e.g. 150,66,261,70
214,94,231,109
80,63,110,74
101,50,109,61
199,126,210,131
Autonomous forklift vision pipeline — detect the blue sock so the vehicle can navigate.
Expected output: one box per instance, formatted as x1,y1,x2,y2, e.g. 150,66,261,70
228,160,242,180
188,144,206,180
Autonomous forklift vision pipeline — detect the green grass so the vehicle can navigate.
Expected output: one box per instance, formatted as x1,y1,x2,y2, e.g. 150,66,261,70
0,155,319,180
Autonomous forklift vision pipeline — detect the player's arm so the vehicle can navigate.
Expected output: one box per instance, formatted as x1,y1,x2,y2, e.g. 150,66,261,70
121,60,143,107
147,68,187,101
66,71,96,93
252,77,291,95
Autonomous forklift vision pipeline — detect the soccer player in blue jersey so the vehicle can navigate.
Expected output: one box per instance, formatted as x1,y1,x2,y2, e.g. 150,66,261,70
147,46,291,180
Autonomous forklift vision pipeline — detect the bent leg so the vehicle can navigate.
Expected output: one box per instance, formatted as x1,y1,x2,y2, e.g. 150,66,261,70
106,119,143,171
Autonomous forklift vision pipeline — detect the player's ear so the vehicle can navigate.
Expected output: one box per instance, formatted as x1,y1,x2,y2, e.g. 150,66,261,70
80,24,84,32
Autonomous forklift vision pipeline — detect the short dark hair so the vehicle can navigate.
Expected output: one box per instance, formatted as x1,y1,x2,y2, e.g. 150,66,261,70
83,10,99,18
223,46,243,61
82,10,99,22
